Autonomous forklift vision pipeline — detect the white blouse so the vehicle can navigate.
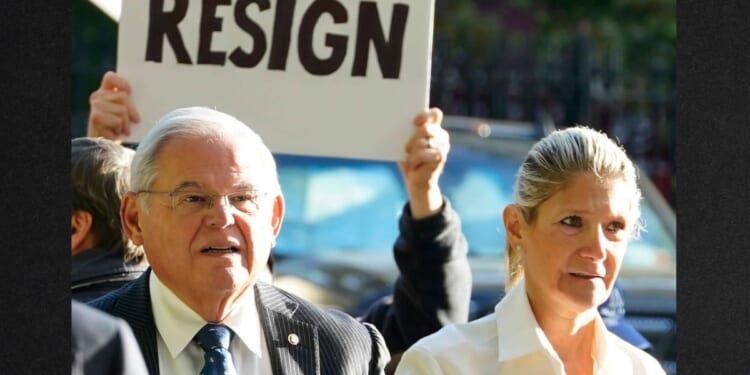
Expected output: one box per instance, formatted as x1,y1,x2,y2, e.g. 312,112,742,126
395,281,666,375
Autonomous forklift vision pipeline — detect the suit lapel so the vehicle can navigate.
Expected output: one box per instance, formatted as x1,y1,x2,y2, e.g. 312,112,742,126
255,282,320,375
111,269,161,375
108,274,322,375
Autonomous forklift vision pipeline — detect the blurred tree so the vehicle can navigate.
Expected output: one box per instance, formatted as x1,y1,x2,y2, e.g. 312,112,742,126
537,0,675,96
71,0,117,138
430,0,675,205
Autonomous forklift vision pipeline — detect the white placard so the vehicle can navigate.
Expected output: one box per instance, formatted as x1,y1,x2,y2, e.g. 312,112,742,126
117,0,434,161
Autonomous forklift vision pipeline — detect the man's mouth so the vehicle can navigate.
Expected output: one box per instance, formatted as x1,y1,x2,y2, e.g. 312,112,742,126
201,246,239,254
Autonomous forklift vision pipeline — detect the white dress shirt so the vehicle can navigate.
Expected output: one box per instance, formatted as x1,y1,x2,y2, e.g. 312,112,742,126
149,272,273,374
396,281,666,375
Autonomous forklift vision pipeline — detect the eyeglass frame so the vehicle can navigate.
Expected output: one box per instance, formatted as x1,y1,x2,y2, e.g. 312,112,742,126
135,188,275,215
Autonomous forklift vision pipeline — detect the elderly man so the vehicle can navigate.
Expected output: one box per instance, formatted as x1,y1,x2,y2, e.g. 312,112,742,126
88,104,467,374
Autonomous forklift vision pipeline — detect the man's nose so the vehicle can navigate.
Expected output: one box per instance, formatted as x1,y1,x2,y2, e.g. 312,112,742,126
205,195,235,228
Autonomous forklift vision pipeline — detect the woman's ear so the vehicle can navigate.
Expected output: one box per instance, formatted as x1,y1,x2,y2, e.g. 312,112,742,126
503,204,524,245
121,192,144,245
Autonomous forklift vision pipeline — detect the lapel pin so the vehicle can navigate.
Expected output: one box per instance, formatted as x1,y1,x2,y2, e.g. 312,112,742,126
287,333,300,346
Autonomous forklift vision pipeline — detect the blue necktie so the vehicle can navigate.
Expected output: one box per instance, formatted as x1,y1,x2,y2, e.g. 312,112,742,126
194,324,237,375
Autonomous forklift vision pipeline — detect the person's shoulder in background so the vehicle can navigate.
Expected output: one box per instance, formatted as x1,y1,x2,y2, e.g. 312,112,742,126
71,300,148,375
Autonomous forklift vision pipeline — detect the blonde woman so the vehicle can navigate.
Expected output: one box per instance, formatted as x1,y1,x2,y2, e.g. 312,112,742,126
396,126,666,375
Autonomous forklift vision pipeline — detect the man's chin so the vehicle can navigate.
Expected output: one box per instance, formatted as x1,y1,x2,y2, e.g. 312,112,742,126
205,269,253,292
224,277,254,290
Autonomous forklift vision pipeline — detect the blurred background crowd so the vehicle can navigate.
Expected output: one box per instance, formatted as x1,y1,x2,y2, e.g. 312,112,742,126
72,0,676,208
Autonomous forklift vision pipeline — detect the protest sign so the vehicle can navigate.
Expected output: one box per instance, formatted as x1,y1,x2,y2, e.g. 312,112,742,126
118,0,434,161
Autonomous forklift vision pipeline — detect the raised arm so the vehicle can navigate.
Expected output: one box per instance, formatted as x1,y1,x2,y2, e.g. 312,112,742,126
361,108,471,370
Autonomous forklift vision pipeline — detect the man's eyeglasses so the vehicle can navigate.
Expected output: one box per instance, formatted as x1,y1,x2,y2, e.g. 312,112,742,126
137,189,273,216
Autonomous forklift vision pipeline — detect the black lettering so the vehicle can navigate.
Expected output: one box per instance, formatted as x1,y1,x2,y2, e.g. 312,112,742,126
197,0,231,65
229,0,270,68
145,0,192,64
351,2,408,79
267,0,296,70
298,0,348,76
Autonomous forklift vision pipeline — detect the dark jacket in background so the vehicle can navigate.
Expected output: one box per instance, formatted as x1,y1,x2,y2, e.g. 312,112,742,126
361,199,471,373
361,200,470,349
72,246,148,302
71,300,148,375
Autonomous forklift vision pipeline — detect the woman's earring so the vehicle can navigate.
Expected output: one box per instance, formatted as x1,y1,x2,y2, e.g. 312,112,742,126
516,245,522,252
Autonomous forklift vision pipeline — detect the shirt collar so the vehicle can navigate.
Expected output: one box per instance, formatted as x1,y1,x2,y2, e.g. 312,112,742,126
495,280,619,369
495,281,556,362
149,272,264,360
592,313,616,371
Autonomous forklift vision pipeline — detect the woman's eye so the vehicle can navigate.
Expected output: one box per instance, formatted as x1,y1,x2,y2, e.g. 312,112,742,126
560,216,582,227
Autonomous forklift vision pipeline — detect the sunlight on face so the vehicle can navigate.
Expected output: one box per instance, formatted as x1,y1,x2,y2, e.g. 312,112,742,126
137,136,281,308
521,172,637,318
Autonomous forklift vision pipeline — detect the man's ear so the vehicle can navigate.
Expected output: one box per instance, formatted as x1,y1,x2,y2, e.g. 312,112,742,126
270,193,285,239
121,192,144,245
503,204,525,246
71,210,94,255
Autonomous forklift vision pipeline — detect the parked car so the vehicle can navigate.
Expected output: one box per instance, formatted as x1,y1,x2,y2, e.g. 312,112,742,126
271,115,676,374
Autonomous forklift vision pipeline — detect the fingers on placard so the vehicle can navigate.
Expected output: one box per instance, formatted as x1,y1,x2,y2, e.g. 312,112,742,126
429,107,443,125
409,148,442,168
413,107,444,126
125,96,141,124
88,113,122,139
102,71,133,93
98,98,129,119
405,130,425,153
412,110,430,126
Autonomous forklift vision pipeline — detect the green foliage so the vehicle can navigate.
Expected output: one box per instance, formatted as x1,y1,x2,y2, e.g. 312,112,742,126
434,0,675,102
71,0,118,137
435,0,504,63
535,0,674,84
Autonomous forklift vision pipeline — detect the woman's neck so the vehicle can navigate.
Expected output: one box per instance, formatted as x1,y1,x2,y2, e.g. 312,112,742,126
526,290,599,374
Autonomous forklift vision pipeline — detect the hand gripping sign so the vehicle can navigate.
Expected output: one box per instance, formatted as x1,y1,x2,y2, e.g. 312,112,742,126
118,0,435,161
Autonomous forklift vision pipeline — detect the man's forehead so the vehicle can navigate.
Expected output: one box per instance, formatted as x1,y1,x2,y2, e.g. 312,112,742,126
151,135,276,189
168,177,265,191
175,133,267,157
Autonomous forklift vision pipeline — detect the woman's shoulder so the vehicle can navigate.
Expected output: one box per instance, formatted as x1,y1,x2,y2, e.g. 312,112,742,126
396,313,500,374
606,331,667,374
410,312,499,355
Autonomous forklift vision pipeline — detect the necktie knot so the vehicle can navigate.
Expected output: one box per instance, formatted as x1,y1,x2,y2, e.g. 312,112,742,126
194,324,236,375
195,324,233,351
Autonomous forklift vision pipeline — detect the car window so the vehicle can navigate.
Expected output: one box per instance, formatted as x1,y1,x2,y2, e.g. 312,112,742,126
440,146,520,257
273,135,676,276
276,154,405,255
623,202,675,273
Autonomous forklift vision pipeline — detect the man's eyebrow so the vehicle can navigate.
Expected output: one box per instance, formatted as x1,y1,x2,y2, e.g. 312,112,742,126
172,181,204,191
233,182,258,190
171,181,260,191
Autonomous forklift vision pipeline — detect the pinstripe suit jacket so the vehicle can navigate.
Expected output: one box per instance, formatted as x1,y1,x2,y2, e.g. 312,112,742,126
88,270,389,375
